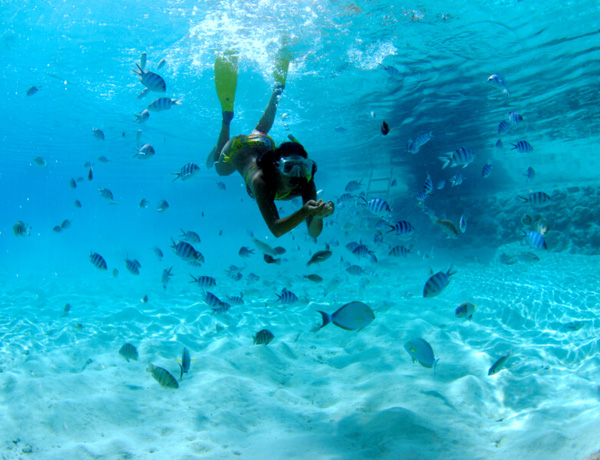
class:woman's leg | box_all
[255,49,291,134]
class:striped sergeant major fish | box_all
[171,238,201,262]
[518,191,550,205]
[253,329,275,345]
[345,180,362,192]
[407,131,433,154]
[487,73,510,96]
[227,294,244,305]
[439,147,475,169]
[98,187,114,201]
[388,244,412,257]
[497,120,511,135]
[180,229,201,243]
[380,64,402,80]
[134,109,150,123]
[119,343,138,362]
[450,171,464,187]
[508,111,524,124]
[92,128,104,140]
[523,230,547,250]
[125,258,141,275]
[423,173,433,195]
[359,196,391,217]
[387,220,415,237]
[134,143,155,159]
[157,200,169,213]
[132,63,166,92]
[512,140,533,153]
[148,97,182,112]
[423,265,456,298]
[189,274,216,288]
[203,291,222,308]
[13,220,31,237]
[147,363,179,389]
[90,252,108,270]
[172,162,200,182]
[482,163,493,178]
[276,288,298,305]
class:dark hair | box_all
[257,141,317,187]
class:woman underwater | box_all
[206,49,335,238]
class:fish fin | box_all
[433,358,440,378]
[171,173,181,182]
[517,196,528,202]
[179,363,183,381]
[467,314,473,321]
[447,264,457,276]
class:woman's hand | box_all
[303,199,335,219]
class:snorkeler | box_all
[206,49,335,238]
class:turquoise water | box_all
[1,1,600,459]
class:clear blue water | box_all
[1,1,600,459]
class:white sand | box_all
[1,246,600,459]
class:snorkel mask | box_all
[278,155,315,182]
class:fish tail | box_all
[447,264,457,276]
[517,195,528,202]
[132,63,143,75]
[171,172,181,182]
[179,363,183,381]
[438,154,450,169]
[174,97,183,105]
[317,311,331,329]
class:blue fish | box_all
[524,230,547,250]
[404,338,439,371]
[423,265,456,298]
[317,301,375,331]
[487,73,510,96]
[524,166,536,182]
[450,172,464,187]
[497,120,511,135]
[180,229,201,243]
[203,291,222,308]
[134,109,150,123]
[459,215,467,233]
[508,111,523,124]
[482,163,493,178]
[345,180,362,192]
[439,147,475,169]
[171,238,200,262]
[423,174,433,195]
[380,64,402,79]
[388,245,412,257]
[495,139,503,152]
[512,140,533,153]
[161,267,173,289]
[436,180,446,190]
[179,347,190,380]
[346,265,365,276]
[361,197,391,217]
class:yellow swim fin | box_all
[273,47,292,89]
[214,50,239,113]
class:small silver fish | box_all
[92,128,104,140]
[13,221,31,237]
[134,143,155,160]
[157,200,169,213]
[148,97,182,112]
[134,109,150,123]
[33,156,47,167]
[26,85,42,96]
[119,343,139,362]
[147,363,179,389]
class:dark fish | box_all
[61,219,71,230]
[141,295,148,303]
[157,200,169,212]
[33,156,47,166]
[74,199,82,208]
[307,249,332,266]
[13,221,31,236]
[63,303,71,316]
[439,147,475,169]
[345,180,362,192]
[304,274,323,283]
[404,338,438,370]
[53,225,62,233]
[381,121,390,135]
[92,128,104,140]
[274,246,286,255]
[153,247,164,258]
[113,268,119,277]
[423,265,456,298]
[90,252,108,270]
[388,245,412,257]
[161,267,173,289]
[264,254,281,265]
[317,301,375,331]
[253,329,275,345]
[125,258,141,275]
[211,301,231,315]
[147,363,179,389]
[387,220,415,237]
[524,230,547,250]
[203,291,222,309]
[69,178,77,189]
[216,181,226,190]
[139,198,149,208]
[179,347,190,380]
[134,143,155,159]
[238,246,255,257]
[227,294,244,305]
[455,302,476,320]
[497,120,511,135]
[26,85,41,96]
[98,187,114,201]
[97,156,110,164]
[119,343,139,362]
[88,167,93,181]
